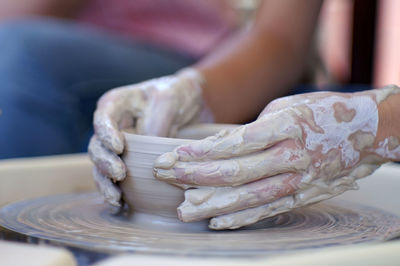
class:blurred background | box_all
[0,0,399,159]
[1,0,398,86]
[316,0,400,88]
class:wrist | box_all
[193,64,256,124]
[374,85,400,161]
[176,67,206,88]
[177,67,215,124]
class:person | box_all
[0,0,237,158]
[89,0,400,229]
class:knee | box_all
[0,19,77,61]
[0,18,77,38]
[0,19,80,97]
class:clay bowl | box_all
[121,124,238,218]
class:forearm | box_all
[195,0,322,123]
[0,0,85,20]
[197,29,306,124]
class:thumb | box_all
[136,93,177,137]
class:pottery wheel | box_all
[1,193,400,257]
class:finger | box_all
[154,111,301,168]
[208,195,295,230]
[155,141,308,186]
[136,86,177,137]
[94,108,125,154]
[88,136,126,181]
[177,173,302,223]
[92,167,121,207]
[209,176,358,230]
[94,87,143,154]
[295,174,358,206]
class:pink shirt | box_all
[78,0,238,57]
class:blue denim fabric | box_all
[291,84,373,95]
[0,19,195,159]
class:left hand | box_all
[154,86,400,229]
[88,68,212,208]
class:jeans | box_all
[0,19,195,159]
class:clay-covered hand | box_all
[88,68,212,207]
[154,86,400,229]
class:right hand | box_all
[88,68,212,208]
[154,86,400,229]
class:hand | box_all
[154,86,400,229]
[88,68,213,207]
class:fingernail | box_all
[110,161,126,181]
[177,204,198,222]
[154,152,177,169]
[186,188,214,205]
[153,168,177,181]
[209,217,233,230]
[112,133,125,154]
[108,199,121,208]
[209,218,221,229]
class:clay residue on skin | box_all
[90,68,213,209]
[333,102,356,123]
[92,167,121,207]
[348,131,375,151]
[303,94,378,168]
[178,173,302,222]
[157,93,381,228]
[155,86,400,230]
[374,84,400,103]
[375,136,400,160]
[387,136,400,151]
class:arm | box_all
[89,0,323,207]
[0,0,86,20]
[197,0,323,123]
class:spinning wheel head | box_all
[0,193,399,256]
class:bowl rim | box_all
[122,123,239,145]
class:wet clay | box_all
[120,124,238,218]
